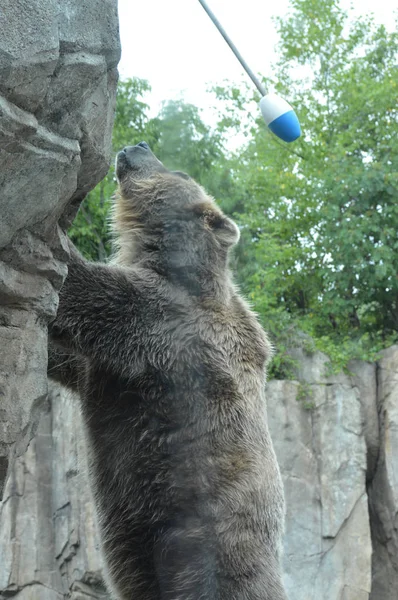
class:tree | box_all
[214,0,398,372]
[277,0,398,339]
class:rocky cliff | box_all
[0,0,120,498]
[0,347,397,599]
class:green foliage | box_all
[154,101,222,182]
[213,0,398,374]
[296,382,315,410]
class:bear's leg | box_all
[49,239,156,377]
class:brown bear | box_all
[48,142,287,600]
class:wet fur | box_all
[48,154,287,599]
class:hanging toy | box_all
[198,0,301,143]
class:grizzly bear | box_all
[48,142,287,600]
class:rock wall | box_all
[0,347,397,599]
[0,0,120,497]
[268,354,373,600]
[0,388,107,599]
[270,346,398,600]
[368,346,398,599]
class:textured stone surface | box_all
[369,345,398,600]
[267,377,371,600]
[0,0,120,496]
[0,389,108,599]
[1,349,397,598]
[348,359,379,480]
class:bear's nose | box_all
[137,141,150,150]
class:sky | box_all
[117,0,396,120]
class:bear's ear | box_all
[171,170,191,181]
[193,203,240,247]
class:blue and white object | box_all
[197,0,302,143]
[259,94,301,143]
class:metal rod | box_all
[197,0,267,97]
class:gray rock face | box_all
[1,348,397,598]
[0,0,120,496]
[268,346,398,600]
[0,389,108,599]
[369,345,398,600]
[267,372,372,599]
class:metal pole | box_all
[197,0,267,97]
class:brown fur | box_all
[48,143,287,600]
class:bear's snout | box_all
[116,143,166,183]
[123,141,150,156]
[136,141,150,150]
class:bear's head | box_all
[113,142,240,296]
